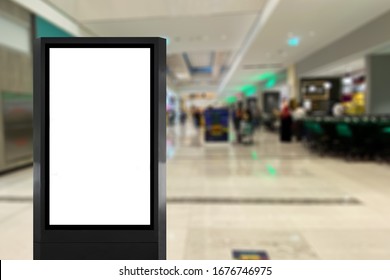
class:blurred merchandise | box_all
[301,78,341,116]
[344,92,366,115]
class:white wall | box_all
[0,13,29,53]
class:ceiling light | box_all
[226,96,237,104]
[288,36,300,47]
[218,0,279,94]
[256,72,275,81]
[342,77,353,85]
[241,84,257,97]
[323,82,332,89]
[265,78,277,89]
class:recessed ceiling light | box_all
[288,36,300,47]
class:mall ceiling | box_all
[43,0,390,96]
[305,58,366,78]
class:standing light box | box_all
[34,38,166,260]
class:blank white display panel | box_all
[49,48,151,225]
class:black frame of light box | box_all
[33,37,166,259]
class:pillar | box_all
[366,54,390,114]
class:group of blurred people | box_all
[231,98,307,144]
[169,94,367,147]
[170,99,309,145]
[167,106,204,129]
[278,98,306,143]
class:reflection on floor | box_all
[167,124,390,260]
[0,167,32,259]
[1,124,390,259]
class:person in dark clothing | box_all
[194,108,202,129]
[168,110,176,126]
[191,106,201,129]
[280,99,292,142]
[232,103,244,143]
[246,107,253,123]
[180,110,187,126]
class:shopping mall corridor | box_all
[1,125,390,259]
[166,124,390,259]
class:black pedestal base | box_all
[34,242,159,260]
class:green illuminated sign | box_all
[226,96,237,104]
[265,78,277,89]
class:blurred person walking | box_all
[168,110,176,126]
[180,109,187,126]
[280,98,293,142]
[192,106,201,129]
[292,101,306,141]
[179,108,187,136]
[240,106,254,145]
[249,100,261,130]
[232,103,244,143]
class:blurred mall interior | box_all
[2,0,390,259]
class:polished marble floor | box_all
[166,124,390,260]
[1,124,390,259]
